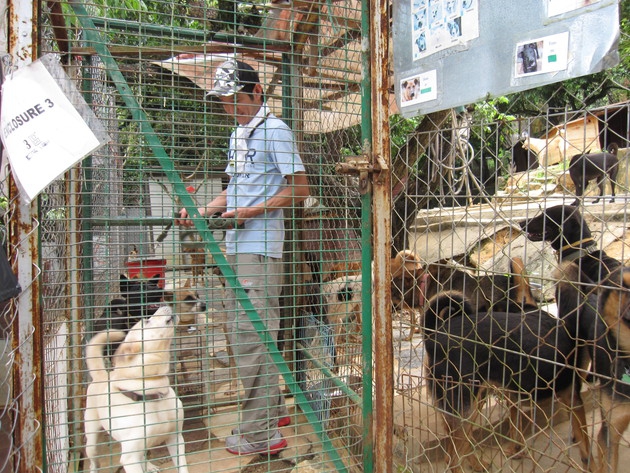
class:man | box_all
[177,59,309,455]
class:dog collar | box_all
[117,388,166,402]
[559,238,598,262]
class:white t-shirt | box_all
[224,114,305,258]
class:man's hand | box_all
[175,207,207,227]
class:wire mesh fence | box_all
[30,1,367,473]
[3,1,630,473]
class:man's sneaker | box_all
[231,416,291,435]
[225,431,287,455]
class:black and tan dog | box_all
[422,286,593,473]
[556,262,630,473]
[398,252,537,339]
[520,204,623,282]
[568,143,619,206]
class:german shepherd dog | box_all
[520,205,623,281]
[401,254,537,340]
[568,143,619,206]
[422,288,593,473]
[556,262,630,473]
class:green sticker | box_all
[622,373,630,384]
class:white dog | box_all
[84,306,189,473]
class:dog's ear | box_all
[162,290,174,303]
[183,278,192,289]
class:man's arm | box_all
[176,189,228,227]
[222,172,309,224]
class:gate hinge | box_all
[335,154,388,194]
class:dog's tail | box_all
[85,330,126,382]
[421,291,472,333]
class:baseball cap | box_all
[207,60,260,97]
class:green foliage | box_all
[390,114,422,153]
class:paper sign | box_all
[410,0,480,61]
[0,55,110,203]
[548,0,601,17]
[400,69,438,106]
[514,32,570,78]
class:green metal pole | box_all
[360,0,374,471]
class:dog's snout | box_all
[518,219,528,231]
[337,286,354,302]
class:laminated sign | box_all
[0,54,110,203]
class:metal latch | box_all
[335,154,388,194]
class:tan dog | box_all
[401,78,420,101]
[84,306,189,473]
[391,249,425,312]
[163,278,207,326]
[183,246,207,286]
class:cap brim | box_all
[206,87,236,97]
[206,83,245,97]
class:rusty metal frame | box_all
[7,1,44,472]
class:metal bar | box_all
[360,0,375,471]
[88,17,292,49]
[69,3,347,470]
[7,0,44,471]
[87,216,180,227]
[369,1,393,473]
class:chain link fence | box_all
[389,9,630,472]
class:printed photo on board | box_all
[514,33,569,78]
[410,0,479,61]
[399,69,437,107]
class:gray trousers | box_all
[224,253,288,442]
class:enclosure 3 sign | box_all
[0,54,109,203]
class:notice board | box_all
[393,0,620,117]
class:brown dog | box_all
[391,249,425,311]
[556,262,630,473]
[163,278,207,326]
[183,247,207,286]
